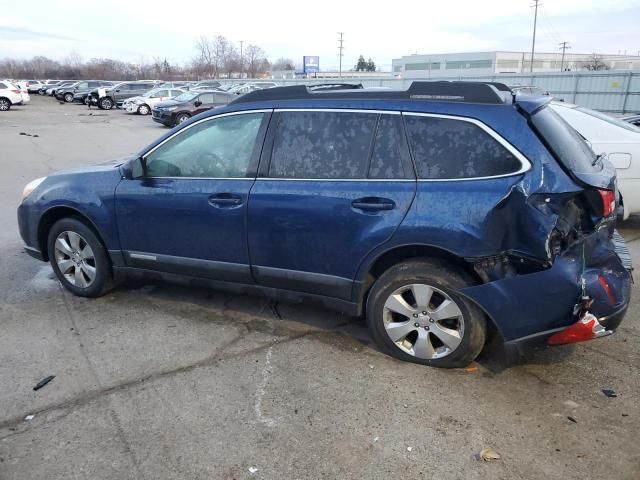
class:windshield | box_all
[173,91,198,102]
[532,106,600,174]
[576,106,640,133]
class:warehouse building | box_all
[392,51,640,78]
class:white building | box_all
[392,51,640,78]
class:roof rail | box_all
[307,83,364,91]
[230,80,507,105]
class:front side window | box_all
[269,111,377,179]
[76,82,88,89]
[145,113,264,178]
[404,115,523,179]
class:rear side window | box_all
[532,107,598,173]
[198,93,215,104]
[404,115,523,179]
[269,111,377,179]
[369,115,408,179]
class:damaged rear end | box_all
[461,99,632,353]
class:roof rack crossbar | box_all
[230,81,507,105]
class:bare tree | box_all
[244,44,269,78]
[195,36,215,77]
[272,57,295,71]
[582,53,610,71]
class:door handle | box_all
[208,194,243,208]
[351,198,395,211]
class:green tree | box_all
[355,55,367,71]
[366,57,376,72]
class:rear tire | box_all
[47,218,113,298]
[98,97,113,110]
[366,258,486,368]
[175,113,190,125]
[0,98,10,111]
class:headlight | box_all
[166,106,177,111]
[22,177,46,200]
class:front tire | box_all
[47,218,113,298]
[137,104,150,115]
[98,97,113,110]
[63,93,73,103]
[366,258,486,368]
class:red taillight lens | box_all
[598,189,615,217]
[547,312,612,346]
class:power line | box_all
[530,0,541,72]
[559,41,571,71]
[337,32,344,78]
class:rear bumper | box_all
[503,302,629,354]
[461,228,632,346]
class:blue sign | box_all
[303,56,320,74]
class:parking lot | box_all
[1,96,639,479]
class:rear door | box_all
[247,109,416,300]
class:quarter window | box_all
[404,115,523,179]
[145,113,264,178]
[269,111,377,179]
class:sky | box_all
[1,0,639,70]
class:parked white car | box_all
[0,81,25,110]
[122,88,184,115]
[550,101,640,219]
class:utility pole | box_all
[240,40,244,79]
[530,0,540,73]
[559,41,571,72]
[337,32,344,78]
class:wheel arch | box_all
[356,243,503,340]
[37,206,109,262]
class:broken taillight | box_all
[598,189,616,217]
[547,312,612,346]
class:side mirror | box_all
[123,157,146,179]
[115,89,121,92]
[194,100,202,107]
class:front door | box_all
[247,110,416,300]
[116,110,270,283]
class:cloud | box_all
[0,25,76,41]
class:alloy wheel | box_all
[0,99,9,111]
[54,231,97,288]
[382,283,464,359]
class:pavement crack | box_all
[254,346,278,427]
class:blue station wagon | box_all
[17,81,632,367]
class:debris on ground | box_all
[373,436,379,442]
[465,366,478,373]
[406,447,413,452]
[563,400,580,408]
[479,447,501,462]
[567,416,577,423]
[19,132,39,137]
[24,414,35,421]
[33,375,55,391]
[602,389,617,398]
[248,467,258,474]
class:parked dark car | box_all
[89,81,159,110]
[45,81,76,96]
[17,81,632,368]
[151,90,234,127]
[56,81,113,103]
